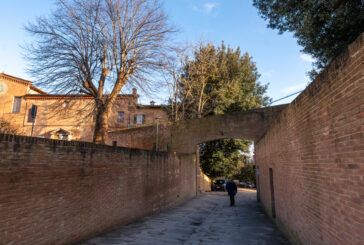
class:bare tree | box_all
[164,41,221,122]
[167,41,219,120]
[0,118,19,135]
[164,46,192,122]
[25,0,175,143]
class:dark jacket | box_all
[225,181,237,196]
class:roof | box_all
[0,73,32,86]
[24,94,94,100]
[29,85,47,95]
[136,104,167,109]
[24,94,136,100]
[1,73,148,103]
[49,128,71,135]
[0,73,47,94]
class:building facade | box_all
[0,73,168,144]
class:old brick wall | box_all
[108,124,170,151]
[0,134,196,245]
[169,105,287,154]
[255,34,364,244]
[199,169,212,192]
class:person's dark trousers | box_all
[229,194,235,206]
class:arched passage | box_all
[169,104,287,154]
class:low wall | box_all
[107,124,170,151]
[0,134,196,245]
[255,33,364,244]
[199,169,212,192]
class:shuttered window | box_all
[134,114,145,124]
[27,109,34,123]
[117,111,124,122]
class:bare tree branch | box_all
[24,0,175,143]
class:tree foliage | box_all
[253,0,364,77]
[165,43,219,120]
[235,165,256,184]
[168,42,270,179]
[168,42,270,121]
[25,0,174,143]
[200,139,249,179]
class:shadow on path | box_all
[78,190,289,245]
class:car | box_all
[247,182,256,188]
[238,181,249,188]
[212,179,226,191]
[223,179,229,191]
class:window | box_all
[117,111,124,123]
[12,97,22,113]
[27,109,34,123]
[57,133,69,140]
[57,132,69,140]
[134,114,145,125]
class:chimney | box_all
[150,100,155,106]
[132,88,137,95]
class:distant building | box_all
[0,73,167,143]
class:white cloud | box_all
[300,54,315,63]
[203,3,219,14]
[191,2,219,14]
[282,82,307,94]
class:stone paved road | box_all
[78,190,289,245]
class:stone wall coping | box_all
[0,133,170,155]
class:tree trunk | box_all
[93,75,126,144]
[93,102,110,144]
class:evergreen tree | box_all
[200,139,249,179]
[253,0,364,77]
[235,165,256,184]
[169,42,270,179]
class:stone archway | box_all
[169,104,287,154]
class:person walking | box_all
[225,179,237,206]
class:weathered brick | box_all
[0,136,197,245]
[255,33,364,245]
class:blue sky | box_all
[0,0,314,105]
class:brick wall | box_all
[0,134,196,245]
[199,169,212,192]
[107,105,288,155]
[255,33,364,244]
[108,124,170,151]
